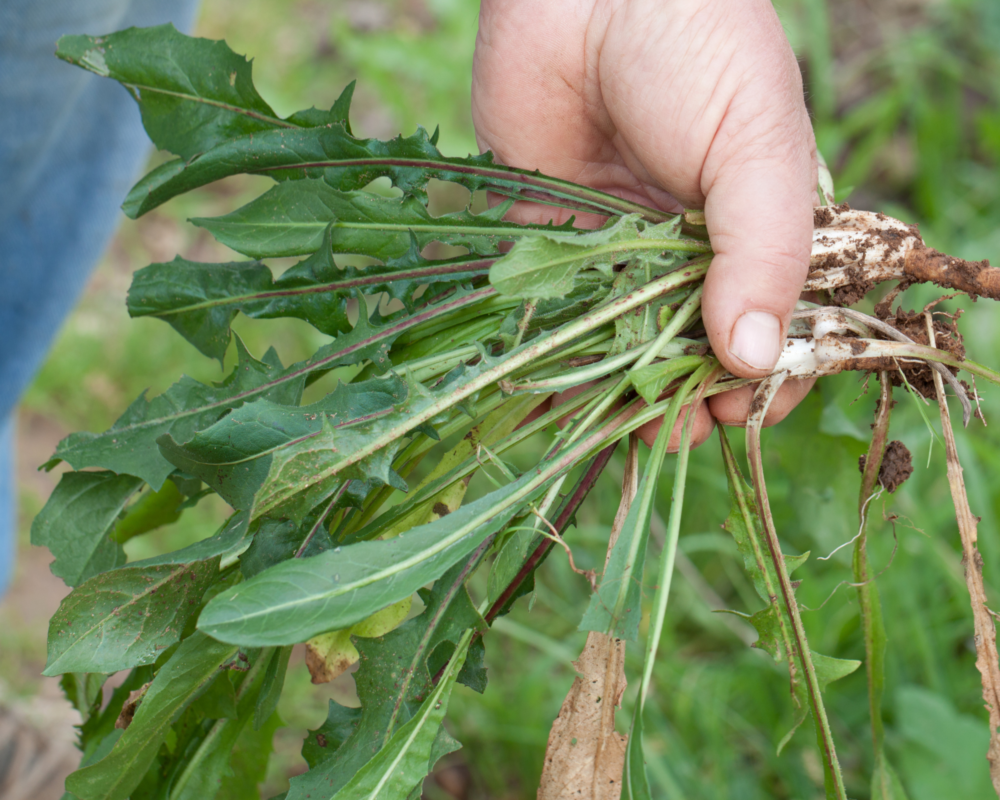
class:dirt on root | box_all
[824,305,964,398]
[881,306,965,397]
[904,246,1000,301]
[860,439,914,493]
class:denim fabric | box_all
[0,0,200,596]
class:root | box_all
[904,247,1000,300]
[805,204,1000,303]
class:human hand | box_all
[472,0,818,449]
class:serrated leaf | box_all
[197,468,536,646]
[719,429,859,757]
[323,634,468,800]
[44,557,221,675]
[55,25,342,160]
[489,214,690,299]
[776,650,861,755]
[47,280,468,492]
[120,104,648,220]
[302,702,363,768]
[31,471,143,587]
[64,632,238,800]
[192,180,554,260]
[46,338,302,489]
[59,25,662,225]
[126,231,492,362]
[239,359,500,521]
[158,373,407,512]
[122,118,493,217]
[288,557,485,798]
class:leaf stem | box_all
[854,374,892,755]
[745,373,848,800]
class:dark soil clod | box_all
[860,440,914,493]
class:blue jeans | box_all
[0,0,200,597]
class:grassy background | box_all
[4,0,1000,798]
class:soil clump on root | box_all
[859,439,914,493]
[881,306,965,398]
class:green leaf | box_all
[31,471,143,587]
[46,338,303,489]
[122,119,489,218]
[120,108,660,220]
[254,646,292,731]
[302,702,363,768]
[191,180,550,260]
[158,373,407,512]
[305,597,412,684]
[238,516,334,579]
[197,468,536,646]
[871,752,910,800]
[131,510,252,569]
[623,706,652,800]
[55,25,326,160]
[323,634,469,800]
[64,632,238,800]
[719,429,859,755]
[44,557,222,675]
[127,235,492,362]
[220,710,283,800]
[579,420,674,641]
[489,214,703,299]
[776,650,861,754]
[111,476,194,544]
[169,651,275,800]
[288,556,485,798]
[628,355,704,407]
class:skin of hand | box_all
[472,0,818,449]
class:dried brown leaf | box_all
[537,434,638,799]
[927,314,1000,797]
[537,631,628,800]
[114,682,151,730]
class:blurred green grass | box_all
[7,0,1000,798]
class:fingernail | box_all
[730,311,783,370]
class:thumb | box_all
[700,95,817,380]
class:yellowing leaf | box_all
[306,596,412,684]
